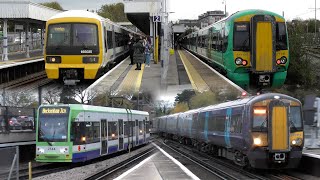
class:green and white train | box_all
[181,9,289,89]
[36,104,150,163]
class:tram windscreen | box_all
[38,107,69,142]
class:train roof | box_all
[49,10,105,21]
[39,104,149,116]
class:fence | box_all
[0,40,43,54]
[0,106,36,134]
[0,146,19,180]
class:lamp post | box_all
[222,0,227,17]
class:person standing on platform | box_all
[145,37,153,67]
[133,37,145,70]
[128,34,135,65]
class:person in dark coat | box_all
[128,34,135,65]
[133,37,145,70]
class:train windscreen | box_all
[233,22,250,51]
[38,107,70,142]
[46,23,99,55]
[276,22,288,50]
[289,106,303,131]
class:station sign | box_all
[15,25,23,30]
[153,16,161,22]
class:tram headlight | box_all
[253,138,262,145]
[235,57,243,65]
[37,148,45,154]
[83,56,99,63]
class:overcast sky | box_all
[32,0,317,21]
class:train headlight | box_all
[46,56,61,63]
[235,57,243,65]
[291,138,302,146]
[83,56,99,63]
[253,138,262,145]
[280,56,287,64]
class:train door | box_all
[268,100,289,152]
[135,119,139,145]
[251,15,276,72]
[118,119,124,150]
[101,119,108,155]
[143,118,146,143]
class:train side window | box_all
[107,31,113,49]
[108,121,118,140]
[198,112,206,131]
[146,121,150,133]
[124,121,129,137]
[276,22,288,50]
[233,22,250,51]
[139,121,143,135]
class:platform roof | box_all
[0,0,62,22]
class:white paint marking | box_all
[113,153,156,180]
[185,50,246,94]
[0,58,44,70]
[152,142,200,180]
[86,57,129,92]
[303,152,320,159]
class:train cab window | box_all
[252,108,267,131]
[289,106,303,131]
[276,22,288,50]
[104,27,108,52]
[233,22,250,51]
[108,121,118,140]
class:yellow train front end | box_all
[248,95,304,169]
[45,16,104,83]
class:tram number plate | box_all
[47,147,56,151]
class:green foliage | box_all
[286,20,319,89]
[98,3,128,22]
[40,1,63,10]
[189,91,217,109]
[174,90,196,107]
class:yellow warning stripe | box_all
[178,50,210,92]
[116,64,145,95]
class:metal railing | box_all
[0,146,19,180]
[0,40,43,54]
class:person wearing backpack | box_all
[133,37,145,70]
[145,37,153,67]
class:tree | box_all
[189,91,216,109]
[174,90,196,108]
[43,89,61,104]
[98,3,128,22]
[4,92,37,107]
[40,1,64,11]
[171,102,189,114]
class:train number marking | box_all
[81,50,93,54]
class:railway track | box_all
[84,146,156,180]
[157,139,265,180]
[161,138,305,180]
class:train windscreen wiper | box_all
[259,119,268,131]
[39,128,53,146]
[290,121,298,131]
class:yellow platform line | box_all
[116,64,145,96]
[178,50,210,93]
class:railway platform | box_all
[114,143,198,180]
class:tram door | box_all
[135,119,139,145]
[101,119,108,155]
[118,119,124,150]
